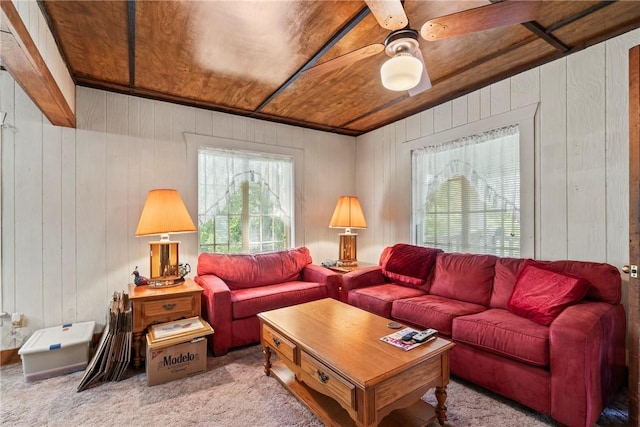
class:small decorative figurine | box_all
[132,266,149,286]
[178,263,191,279]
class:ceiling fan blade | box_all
[408,49,432,97]
[303,43,384,79]
[420,0,542,41]
[364,0,408,31]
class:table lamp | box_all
[135,189,196,285]
[329,196,367,266]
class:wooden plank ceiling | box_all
[40,0,640,136]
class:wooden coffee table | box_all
[258,298,455,426]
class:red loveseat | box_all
[195,247,340,356]
[342,244,626,427]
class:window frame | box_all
[404,103,537,258]
[186,133,304,250]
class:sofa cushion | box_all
[490,257,528,309]
[545,260,621,305]
[348,284,426,318]
[507,260,590,326]
[453,309,550,367]
[231,281,328,319]
[381,244,441,289]
[196,247,312,289]
[391,295,487,336]
[429,253,497,306]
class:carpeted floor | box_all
[0,345,629,426]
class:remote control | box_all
[401,331,418,342]
[412,329,437,343]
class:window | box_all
[412,125,520,257]
[198,148,293,254]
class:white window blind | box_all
[198,147,293,254]
[412,125,520,256]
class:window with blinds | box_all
[198,147,293,254]
[412,125,520,257]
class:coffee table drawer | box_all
[300,351,355,410]
[376,356,443,409]
[263,325,297,363]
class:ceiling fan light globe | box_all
[380,54,423,91]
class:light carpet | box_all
[0,345,629,426]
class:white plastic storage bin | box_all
[18,321,96,382]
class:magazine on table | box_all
[380,327,436,351]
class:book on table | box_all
[380,327,436,351]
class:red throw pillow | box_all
[507,260,591,326]
[381,244,441,288]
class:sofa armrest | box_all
[341,266,386,292]
[194,274,232,355]
[549,302,626,427]
[301,264,341,300]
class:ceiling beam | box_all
[1,0,75,127]
[251,5,371,115]
[520,1,617,53]
[127,0,135,88]
[546,1,617,34]
[521,21,569,53]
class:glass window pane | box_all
[198,147,294,254]
[413,125,520,257]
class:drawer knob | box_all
[316,370,329,384]
[162,303,176,310]
[272,337,281,348]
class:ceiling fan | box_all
[304,0,542,96]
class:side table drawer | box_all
[142,296,196,317]
[300,351,355,410]
[263,325,297,364]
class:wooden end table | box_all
[128,278,203,369]
[258,298,455,426]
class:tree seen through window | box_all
[423,175,519,256]
[200,179,288,254]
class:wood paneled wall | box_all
[0,83,354,348]
[356,29,640,319]
[2,28,640,352]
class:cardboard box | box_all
[145,317,213,386]
[18,321,96,382]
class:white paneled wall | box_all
[356,28,640,321]
[0,84,355,348]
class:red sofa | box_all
[195,247,340,356]
[342,243,626,427]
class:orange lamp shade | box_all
[329,196,367,230]
[135,189,196,237]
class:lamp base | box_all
[149,240,181,280]
[337,233,358,267]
